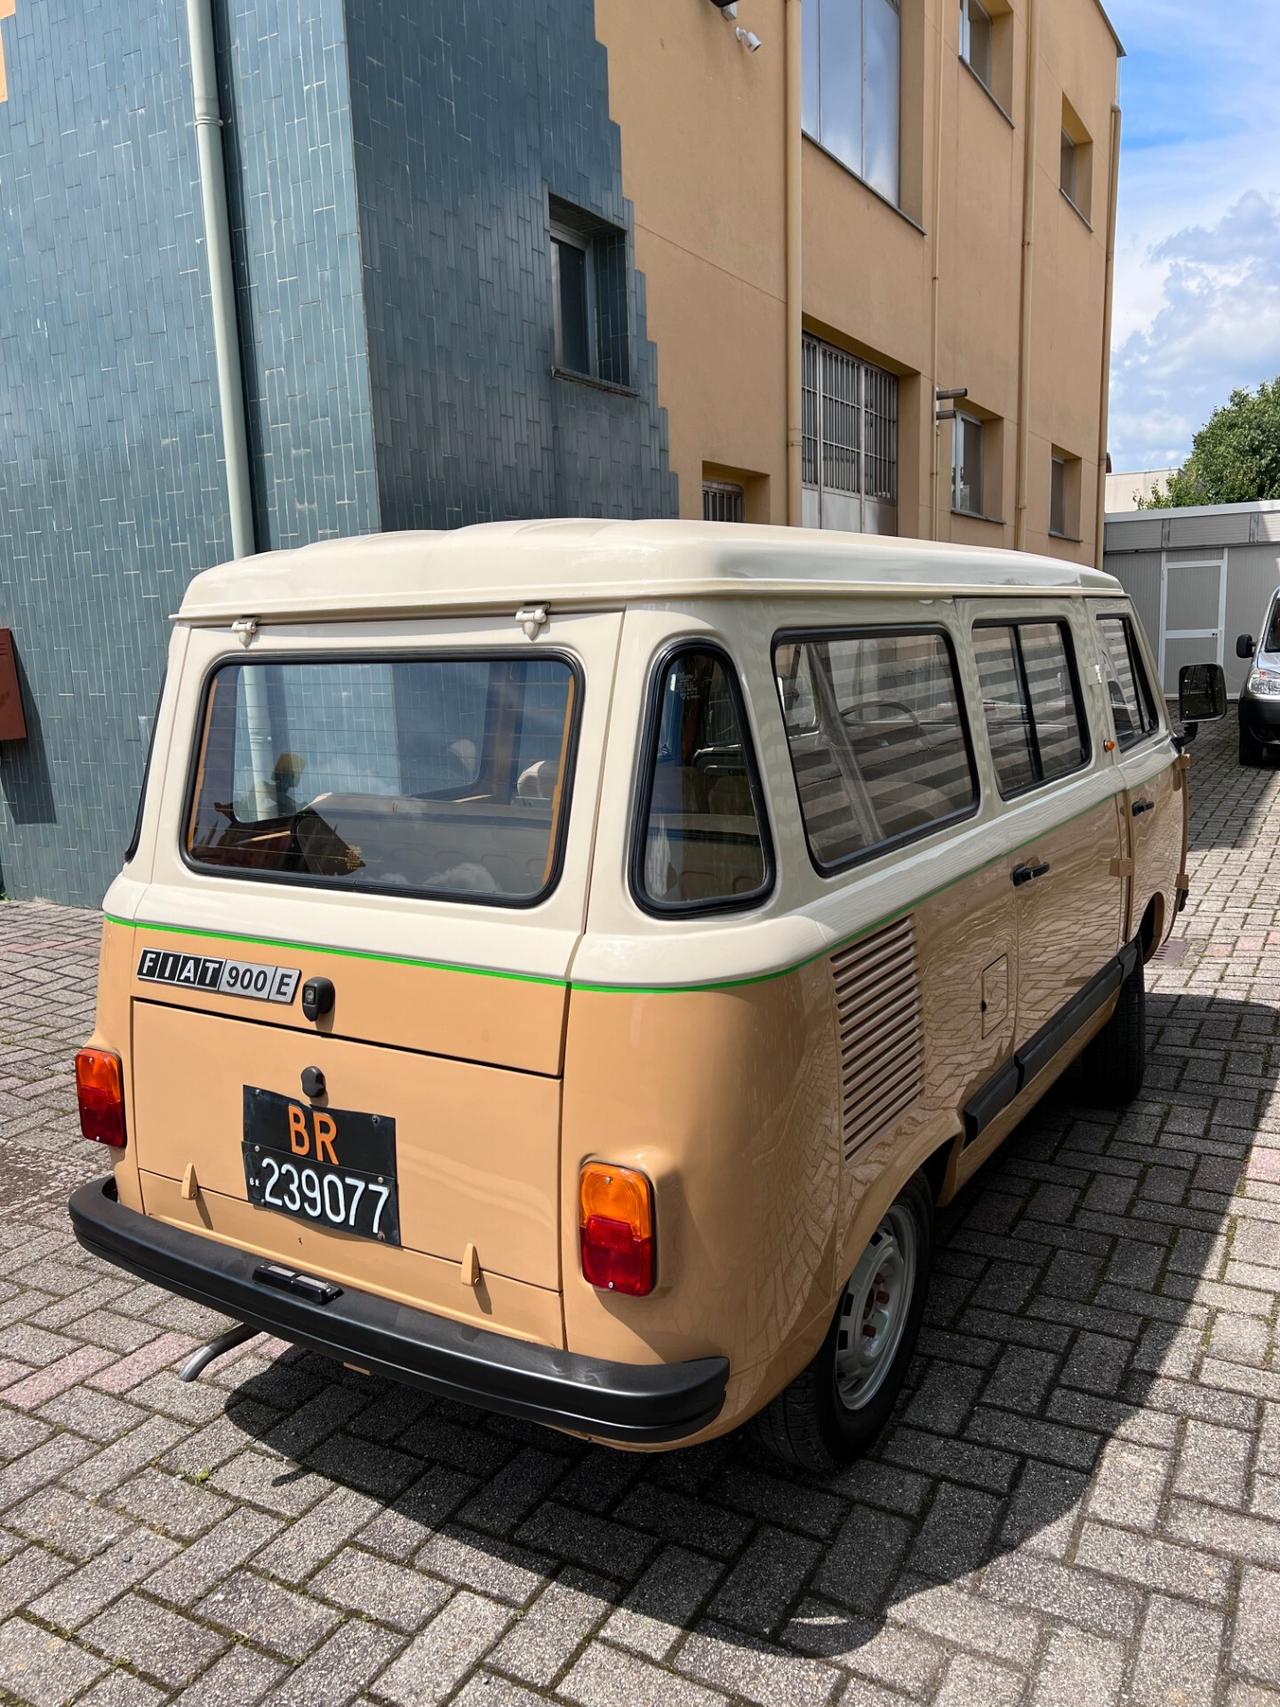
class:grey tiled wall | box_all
[0,0,675,906]
[345,0,677,530]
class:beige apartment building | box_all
[595,0,1123,565]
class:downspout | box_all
[1013,0,1039,552]
[187,0,272,793]
[928,5,947,538]
[1094,101,1122,567]
[785,0,803,525]
[187,0,254,562]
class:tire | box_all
[749,1172,933,1473]
[1081,948,1146,1106]
[1239,723,1264,766]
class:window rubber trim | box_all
[973,616,1093,802]
[772,622,982,881]
[628,639,776,920]
[179,647,584,912]
[124,667,168,865]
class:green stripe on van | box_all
[105,787,1133,996]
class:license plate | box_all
[242,1087,400,1246]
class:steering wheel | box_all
[840,699,929,745]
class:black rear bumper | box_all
[68,1178,728,1445]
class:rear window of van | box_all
[185,655,578,905]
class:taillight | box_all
[75,1048,126,1148]
[579,1162,654,1296]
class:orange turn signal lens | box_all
[578,1162,655,1296]
[75,1048,126,1148]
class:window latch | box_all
[231,616,259,648]
[516,606,549,641]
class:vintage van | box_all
[69,521,1225,1469]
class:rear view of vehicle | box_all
[69,536,729,1447]
[1236,589,1280,764]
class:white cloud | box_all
[1105,0,1280,468]
[1109,192,1280,470]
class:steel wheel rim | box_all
[834,1204,917,1412]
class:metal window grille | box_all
[702,481,746,523]
[802,334,899,505]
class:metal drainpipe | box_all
[1094,101,1123,568]
[187,0,254,563]
[785,0,803,526]
[1013,0,1039,552]
[187,0,272,795]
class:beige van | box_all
[69,521,1226,1469]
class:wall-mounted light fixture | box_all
[735,26,763,51]
[705,0,739,16]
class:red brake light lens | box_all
[579,1162,654,1296]
[75,1048,126,1148]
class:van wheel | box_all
[1081,949,1146,1106]
[749,1173,933,1473]
[1239,725,1264,766]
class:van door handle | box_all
[1012,862,1051,886]
[1131,799,1155,816]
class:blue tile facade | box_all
[0,0,675,906]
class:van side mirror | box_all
[1174,662,1227,750]
[1236,634,1256,660]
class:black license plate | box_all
[242,1086,400,1246]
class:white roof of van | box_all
[177,519,1122,622]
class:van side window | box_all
[1097,615,1159,748]
[973,620,1089,797]
[634,647,772,914]
[773,628,977,872]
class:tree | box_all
[1136,377,1280,508]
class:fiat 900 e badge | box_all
[136,949,300,1005]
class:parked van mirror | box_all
[1176,663,1227,747]
[1236,634,1256,660]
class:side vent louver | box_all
[830,915,923,1162]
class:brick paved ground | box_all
[0,715,1277,1706]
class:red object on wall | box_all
[0,630,27,741]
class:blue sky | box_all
[1107,0,1280,471]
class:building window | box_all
[803,0,901,206]
[1060,100,1093,221]
[959,0,993,90]
[952,414,985,517]
[1050,451,1081,539]
[549,197,630,387]
[802,334,899,529]
[703,481,746,523]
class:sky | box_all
[1106,0,1280,473]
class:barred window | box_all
[774,628,976,871]
[973,621,1088,797]
[702,481,745,523]
[802,335,899,506]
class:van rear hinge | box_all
[516,605,548,640]
[231,616,260,648]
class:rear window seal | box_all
[125,667,168,865]
[179,647,584,911]
[628,638,776,919]
[772,622,982,880]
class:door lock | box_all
[301,977,335,1022]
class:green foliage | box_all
[1138,377,1280,508]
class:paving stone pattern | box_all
[0,715,1277,1705]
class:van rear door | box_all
[115,613,622,1347]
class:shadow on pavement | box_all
[219,987,1265,1677]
